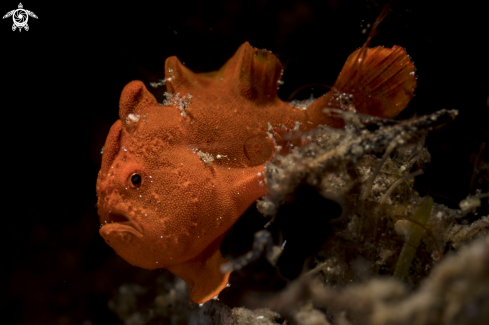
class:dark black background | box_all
[1,0,488,324]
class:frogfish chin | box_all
[96,41,416,303]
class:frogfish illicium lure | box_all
[96,41,416,303]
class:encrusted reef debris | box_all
[108,108,489,324]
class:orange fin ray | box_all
[311,46,416,120]
[337,46,416,118]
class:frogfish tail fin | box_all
[343,4,390,85]
[310,45,416,121]
[340,45,416,118]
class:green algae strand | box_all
[394,196,434,280]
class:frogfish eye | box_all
[130,173,142,187]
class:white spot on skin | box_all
[126,114,140,124]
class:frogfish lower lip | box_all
[100,212,144,238]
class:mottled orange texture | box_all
[96,42,416,303]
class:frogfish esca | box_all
[96,42,416,303]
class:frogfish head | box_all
[96,78,268,272]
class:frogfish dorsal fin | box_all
[312,46,416,120]
[229,42,283,104]
[165,42,283,105]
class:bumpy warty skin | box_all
[96,42,416,303]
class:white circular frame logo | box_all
[3,3,37,32]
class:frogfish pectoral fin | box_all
[167,235,231,304]
[309,46,416,122]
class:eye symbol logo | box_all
[2,3,38,32]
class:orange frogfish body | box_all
[96,42,416,303]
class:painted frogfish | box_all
[96,41,416,303]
